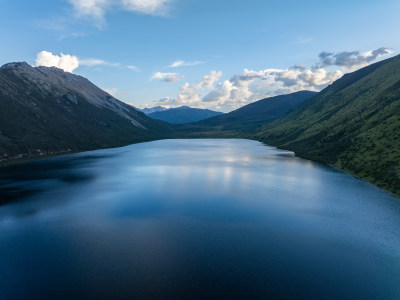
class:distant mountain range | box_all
[0,62,172,164]
[147,106,223,124]
[140,106,167,114]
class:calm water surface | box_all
[0,139,399,299]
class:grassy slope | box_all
[256,55,400,195]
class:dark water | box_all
[0,139,399,299]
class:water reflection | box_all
[0,139,399,299]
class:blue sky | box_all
[0,0,399,112]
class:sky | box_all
[0,0,399,112]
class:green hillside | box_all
[257,54,400,195]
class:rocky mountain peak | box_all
[0,62,145,129]
[0,62,32,70]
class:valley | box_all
[1,54,400,197]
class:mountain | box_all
[178,91,317,137]
[141,106,167,114]
[148,106,224,124]
[257,54,400,195]
[0,62,173,165]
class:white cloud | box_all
[127,65,140,71]
[265,67,344,90]
[151,72,184,82]
[36,50,139,73]
[202,79,252,109]
[176,82,201,104]
[36,51,79,73]
[193,70,222,90]
[152,70,223,108]
[317,47,393,69]
[169,60,204,68]
[80,58,120,67]
[69,0,107,19]
[121,0,172,16]
[203,81,234,103]
[68,0,172,22]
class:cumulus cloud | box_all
[193,70,222,90]
[69,0,172,22]
[151,72,184,82]
[36,50,138,73]
[36,51,79,73]
[169,60,204,68]
[175,82,201,104]
[317,47,393,69]
[269,67,343,90]
[152,70,224,108]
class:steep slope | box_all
[178,91,317,137]
[0,62,173,164]
[148,106,223,124]
[257,54,400,195]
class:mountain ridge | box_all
[148,106,223,124]
[0,62,173,165]
[140,106,167,114]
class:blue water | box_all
[0,139,399,299]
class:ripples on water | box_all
[0,139,399,299]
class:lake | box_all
[0,139,399,299]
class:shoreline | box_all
[1,137,399,199]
